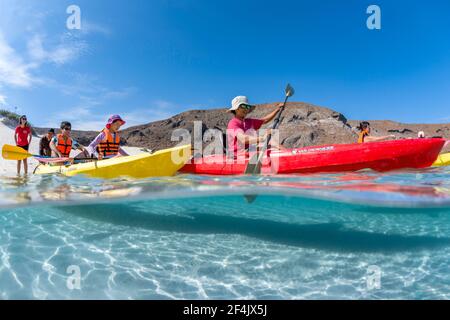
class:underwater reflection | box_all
[60,202,450,253]
[0,167,449,208]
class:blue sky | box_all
[0,0,449,129]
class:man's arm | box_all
[49,139,62,157]
[86,132,105,158]
[365,135,395,142]
[72,140,91,159]
[72,140,86,152]
[261,104,283,124]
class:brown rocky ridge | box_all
[28,102,449,153]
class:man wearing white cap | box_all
[227,96,284,156]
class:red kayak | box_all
[180,138,446,175]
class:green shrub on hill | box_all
[0,109,21,122]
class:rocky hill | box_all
[119,102,356,150]
[117,102,449,153]
[21,102,450,153]
[33,127,98,147]
[348,120,450,139]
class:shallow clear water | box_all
[0,167,449,299]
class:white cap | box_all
[228,96,255,112]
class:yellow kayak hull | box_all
[433,153,450,167]
[34,145,191,179]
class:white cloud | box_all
[51,33,88,65]
[122,109,173,127]
[0,2,122,128]
[0,30,88,89]
[117,99,187,127]
[0,2,99,91]
[41,105,104,131]
[0,94,7,105]
[50,44,84,65]
[102,87,137,100]
[27,33,88,66]
[27,35,46,61]
[40,99,181,131]
[39,88,138,130]
[153,99,178,109]
[81,21,111,36]
[0,33,35,87]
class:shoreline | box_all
[0,120,141,177]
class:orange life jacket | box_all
[56,134,73,157]
[358,130,369,143]
[97,128,120,157]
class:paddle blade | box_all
[243,153,262,202]
[244,194,258,204]
[245,161,263,175]
[244,152,263,175]
[2,144,32,161]
[285,83,295,98]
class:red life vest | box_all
[56,134,73,157]
[97,128,120,157]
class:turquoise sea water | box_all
[0,168,449,299]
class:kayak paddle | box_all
[72,155,115,163]
[244,83,295,175]
[1,144,70,163]
[243,84,294,204]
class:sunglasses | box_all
[63,127,72,131]
[239,104,253,110]
[21,118,27,121]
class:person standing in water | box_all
[87,115,129,160]
[14,115,32,174]
[357,121,396,143]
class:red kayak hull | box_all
[180,138,446,175]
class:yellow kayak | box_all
[433,153,450,167]
[34,144,191,179]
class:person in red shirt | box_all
[14,115,32,175]
[227,96,284,156]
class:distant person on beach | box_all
[50,121,88,159]
[39,128,55,157]
[227,96,285,156]
[357,121,396,143]
[87,115,129,160]
[14,115,32,174]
